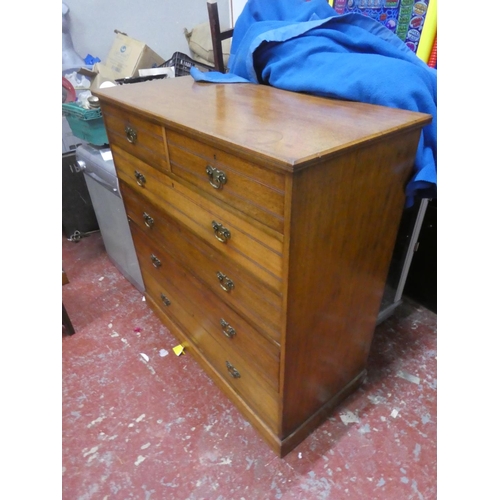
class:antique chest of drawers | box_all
[95,77,431,457]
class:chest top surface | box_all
[94,76,431,171]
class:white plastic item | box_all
[62,3,85,71]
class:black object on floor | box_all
[62,151,99,240]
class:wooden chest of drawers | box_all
[95,77,431,457]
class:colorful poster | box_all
[332,0,430,54]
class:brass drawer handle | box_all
[160,293,171,306]
[143,212,154,228]
[150,254,162,268]
[134,170,146,187]
[125,125,137,144]
[206,165,227,189]
[220,319,236,339]
[212,221,231,243]
[225,361,241,378]
[216,271,234,292]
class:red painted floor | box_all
[62,231,437,499]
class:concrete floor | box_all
[62,231,437,499]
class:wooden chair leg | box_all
[63,303,75,335]
[207,1,233,73]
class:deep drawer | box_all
[167,130,285,233]
[101,103,169,173]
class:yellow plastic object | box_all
[173,344,185,356]
[416,0,437,64]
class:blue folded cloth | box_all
[191,0,437,207]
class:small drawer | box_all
[128,199,283,345]
[139,258,280,430]
[167,130,285,233]
[120,178,284,294]
[112,145,170,205]
[101,103,169,173]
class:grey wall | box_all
[63,0,232,65]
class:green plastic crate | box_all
[62,102,109,146]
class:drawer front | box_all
[133,224,280,393]
[120,178,284,294]
[137,247,280,429]
[113,146,169,203]
[128,204,282,345]
[167,130,285,233]
[101,103,169,173]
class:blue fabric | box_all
[191,0,437,206]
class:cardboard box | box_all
[105,31,164,78]
[79,63,120,91]
[78,31,165,91]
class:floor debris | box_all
[340,411,360,425]
[396,370,421,385]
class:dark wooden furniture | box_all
[62,270,75,335]
[94,77,431,457]
[207,1,233,73]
